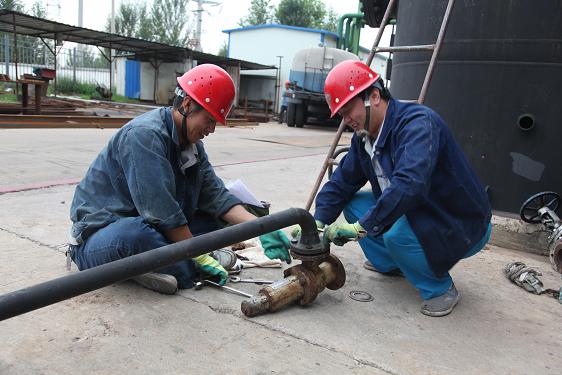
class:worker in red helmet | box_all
[69,64,292,295]
[311,60,492,316]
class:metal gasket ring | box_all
[349,290,374,302]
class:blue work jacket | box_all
[70,107,241,244]
[315,99,491,276]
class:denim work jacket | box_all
[70,107,241,244]
[314,99,492,276]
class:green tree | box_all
[0,0,52,66]
[65,47,107,69]
[275,0,326,29]
[27,1,51,65]
[150,0,191,46]
[322,7,339,32]
[137,4,154,40]
[0,0,24,11]
[105,1,143,37]
[217,41,227,57]
[103,1,152,58]
[239,0,273,26]
[102,0,191,46]
[29,0,46,18]
[115,2,140,36]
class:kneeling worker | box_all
[69,64,291,294]
[312,60,491,316]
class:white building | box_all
[224,24,337,111]
[113,52,272,105]
[223,24,387,111]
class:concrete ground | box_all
[0,121,561,375]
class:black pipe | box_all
[0,208,319,321]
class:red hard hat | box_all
[324,60,380,118]
[176,64,235,125]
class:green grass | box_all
[48,77,98,97]
[111,94,140,104]
[0,82,18,103]
[0,78,143,104]
[46,78,141,104]
[0,92,17,103]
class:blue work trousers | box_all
[71,213,220,289]
[344,191,491,300]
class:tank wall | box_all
[391,0,562,213]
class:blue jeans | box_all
[344,191,492,300]
[71,213,221,289]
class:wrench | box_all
[202,279,253,298]
[229,276,274,285]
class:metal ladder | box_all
[304,0,456,211]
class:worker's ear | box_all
[369,88,381,106]
[182,95,193,112]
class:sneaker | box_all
[211,248,238,270]
[363,260,404,277]
[420,283,460,317]
[132,273,178,295]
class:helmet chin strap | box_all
[178,101,193,149]
[357,96,371,140]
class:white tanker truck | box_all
[284,47,359,128]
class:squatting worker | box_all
[305,60,492,316]
[69,64,291,295]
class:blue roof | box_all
[222,24,339,39]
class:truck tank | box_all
[289,47,358,93]
[390,0,562,213]
[286,47,358,127]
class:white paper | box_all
[225,179,264,208]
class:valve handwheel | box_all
[519,191,561,224]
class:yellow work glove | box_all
[193,254,228,285]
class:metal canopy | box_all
[0,10,274,69]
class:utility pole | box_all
[110,0,115,98]
[275,55,283,113]
[111,0,115,34]
[76,0,83,66]
[193,0,221,51]
[78,0,83,27]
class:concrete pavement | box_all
[0,121,560,374]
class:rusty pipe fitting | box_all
[549,237,562,273]
[241,254,346,317]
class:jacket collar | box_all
[375,98,396,149]
[164,107,181,147]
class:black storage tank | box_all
[390,0,562,213]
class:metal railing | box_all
[0,35,111,91]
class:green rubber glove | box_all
[290,220,325,238]
[193,254,228,285]
[259,229,292,264]
[323,221,367,246]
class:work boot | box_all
[132,273,178,295]
[420,283,460,317]
[211,248,238,270]
[363,260,404,277]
